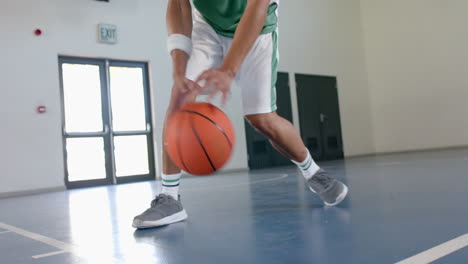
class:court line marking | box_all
[32,250,68,259]
[0,222,74,251]
[375,161,403,166]
[0,230,11,234]
[0,222,118,262]
[395,233,468,264]
[184,173,289,191]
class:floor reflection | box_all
[1,149,467,263]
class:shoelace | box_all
[313,171,333,188]
[150,194,168,207]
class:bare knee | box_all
[245,112,278,137]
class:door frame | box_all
[294,73,344,161]
[58,56,156,189]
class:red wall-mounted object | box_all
[37,106,46,113]
[34,29,42,36]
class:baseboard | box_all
[345,145,468,159]
[3,146,465,198]
[218,168,250,174]
[178,168,250,179]
[0,186,66,199]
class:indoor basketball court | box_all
[1,1,467,264]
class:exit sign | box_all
[98,24,117,44]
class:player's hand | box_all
[169,74,199,111]
[195,68,235,107]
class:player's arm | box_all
[220,0,271,76]
[167,0,192,79]
[166,0,197,107]
[196,0,271,105]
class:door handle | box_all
[320,113,327,123]
[104,124,110,134]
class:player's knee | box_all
[245,112,277,136]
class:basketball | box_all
[165,102,235,175]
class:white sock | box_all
[161,172,181,200]
[292,150,320,180]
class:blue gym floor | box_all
[0,149,467,264]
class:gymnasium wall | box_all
[279,1,374,157]
[0,0,210,194]
[360,0,468,153]
[0,0,373,194]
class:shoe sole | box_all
[324,184,348,207]
[133,209,188,229]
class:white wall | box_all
[360,0,468,152]
[279,1,374,157]
[0,0,250,194]
[0,0,164,193]
[1,0,374,194]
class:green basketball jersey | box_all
[192,0,279,38]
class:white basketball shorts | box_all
[186,10,279,115]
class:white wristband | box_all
[167,34,192,57]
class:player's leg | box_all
[133,11,224,229]
[245,112,306,161]
[160,9,224,197]
[246,112,348,206]
[159,88,197,198]
[238,31,348,206]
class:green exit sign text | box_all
[98,24,117,44]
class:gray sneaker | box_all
[132,194,188,229]
[307,169,348,206]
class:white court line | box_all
[376,161,403,166]
[0,231,11,234]
[32,250,68,259]
[185,173,289,192]
[395,233,468,264]
[0,222,118,262]
[0,222,73,251]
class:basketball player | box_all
[133,0,348,229]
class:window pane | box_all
[114,135,150,177]
[109,66,147,131]
[66,138,106,181]
[62,64,103,133]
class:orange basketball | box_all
[165,102,235,175]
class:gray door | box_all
[245,72,293,169]
[59,57,156,188]
[295,74,344,161]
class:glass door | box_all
[59,57,155,188]
[108,61,155,184]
